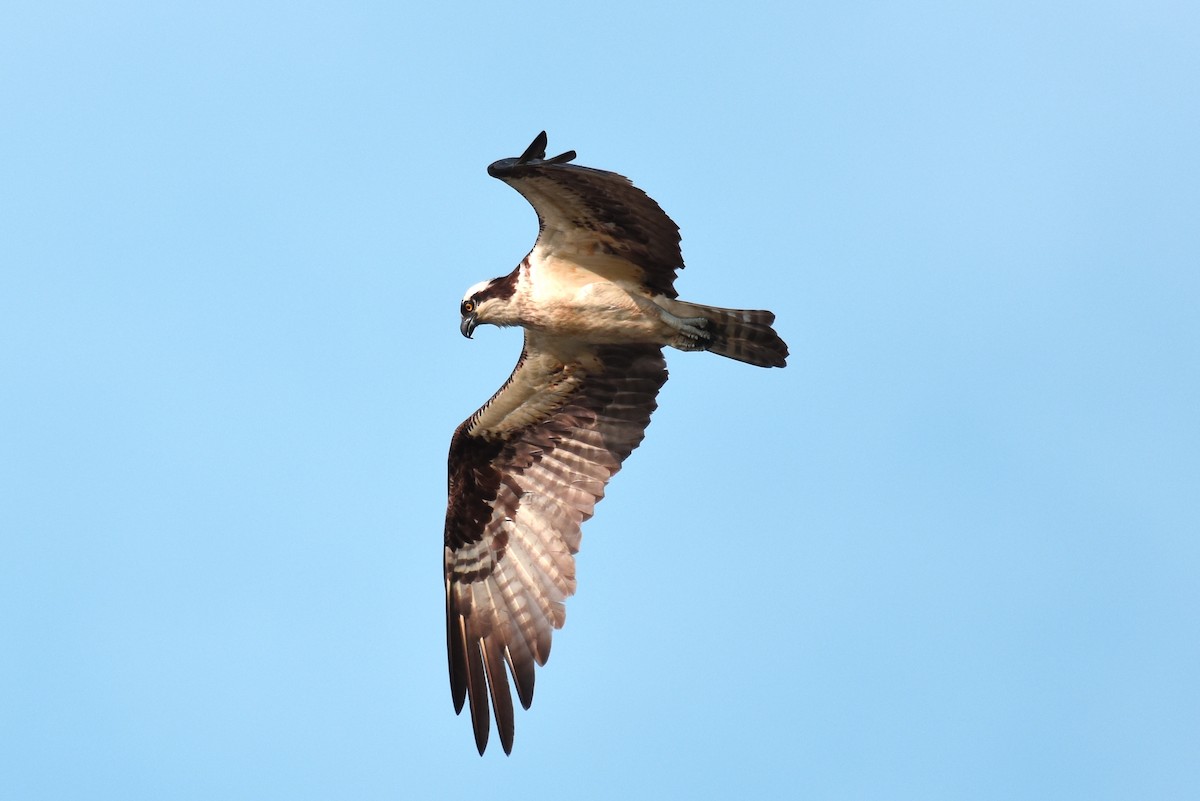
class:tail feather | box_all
[669,301,789,368]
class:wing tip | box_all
[518,131,548,163]
[488,131,577,178]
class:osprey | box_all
[445,132,788,754]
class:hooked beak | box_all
[460,312,478,339]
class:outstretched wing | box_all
[444,336,668,754]
[488,131,684,299]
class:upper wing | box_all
[487,131,684,299]
[444,335,668,754]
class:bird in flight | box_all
[444,132,788,754]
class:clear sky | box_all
[2,2,1197,799]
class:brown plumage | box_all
[444,133,787,754]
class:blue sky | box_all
[2,2,1197,799]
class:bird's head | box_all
[459,276,516,339]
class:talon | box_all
[662,312,712,340]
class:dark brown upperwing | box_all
[444,342,668,754]
[488,132,684,299]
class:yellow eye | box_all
[462,300,475,314]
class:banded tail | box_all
[667,300,789,368]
